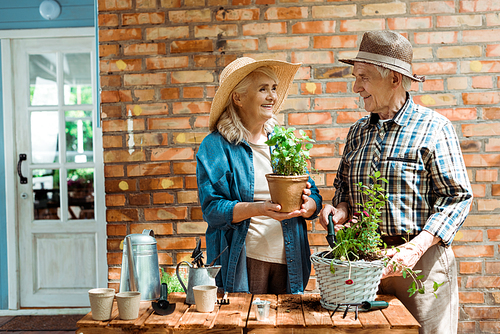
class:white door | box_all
[12,36,106,307]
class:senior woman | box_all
[196,57,322,294]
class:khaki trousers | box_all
[378,244,458,334]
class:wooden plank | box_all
[212,293,252,329]
[110,300,151,326]
[357,309,391,329]
[77,301,119,327]
[246,294,278,329]
[331,309,363,328]
[247,329,417,334]
[377,295,420,329]
[277,294,305,327]
[301,294,333,327]
[177,304,220,329]
[145,292,189,327]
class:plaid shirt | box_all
[333,94,472,246]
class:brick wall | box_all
[97,0,500,332]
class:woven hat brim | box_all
[340,57,424,82]
[209,59,301,131]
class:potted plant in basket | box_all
[265,125,315,212]
[311,171,443,310]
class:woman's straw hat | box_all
[340,31,425,82]
[209,57,301,131]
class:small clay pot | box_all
[265,174,309,212]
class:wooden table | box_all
[76,293,420,333]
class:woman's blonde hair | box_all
[216,66,280,145]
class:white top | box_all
[245,142,286,264]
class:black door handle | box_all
[17,154,27,184]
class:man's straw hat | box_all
[340,31,425,82]
[209,57,301,131]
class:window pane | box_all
[31,111,59,164]
[63,53,92,105]
[33,169,60,220]
[30,54,58,106]
[65,111,93,163]
[67,168,94,220]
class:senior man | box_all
[319,31,472,334]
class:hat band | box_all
[355,51,412,73]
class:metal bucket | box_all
[119,229,161,301]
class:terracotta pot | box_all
[265,174,309,212]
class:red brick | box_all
[98,0,132,11]
[99,28,141,42]
[106,209,139,222]
[131,223,173,236]
[465,276,500,288]
[485,261,500,274]
[311,5,356,19]
[160,88,180,100]
[103,150,146,163]
[479,322,500,332]
[288,112,332,125]
[265,7,308,20]
[387,17,432,30]
[151,147,194,161]
[292,51,334,64]
[414,31,458,44]
[310,144,335,157]
[104,165,124,178]
[99,44,119,57]
[313,35,357,49]
[412,62,457,75]
[423,79,444,91]
[437,15,482,27]
[361,2,406,16]
[145,27,189,40]
[314,97,358,110]
[300,83,322,95]
[171,40,213,53]
[476,169,498,182]
[173,132,206,145]
[459,292,485,304]
[463,29,500,42]
[267,36,309,50]
[123,73,167,86]
[139,177,183,191]
[463,123,500,137]
[460,0,500,12]
[129,193,151,206]
[219,39,259,52]
[100,59,142,72]
[145,207,187,221]
[127,163,170,177]
[292,21,335,34]
[487,229,500,241]
[106,194,126,207]
[216,8,259,21]
[99,14,119,27]
[242,22,286,35]
[101,75,121,88]
[122,12,165,25]
[340,19,385,32]
[435,108,477,121]
[183,87,204,99]
[459,261,482,274]
[454,229,483,242]
[172,102,210,114]
[458,321,476,333]
[169,9,211,23]
[152,192,175,205]
[463,92,500,105]
[336,111,368,124]
[453,245,495,258]
[124,43,166,56]
[410,1,455,14]
[156,236,196,249]
[160,0,181,8]
[315,127,351,141]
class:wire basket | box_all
[311,251,385,310]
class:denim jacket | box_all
[196,131,322,294]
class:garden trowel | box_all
[326,214,336,248]
[152,283,176,316]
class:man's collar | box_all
[363,93,412,128]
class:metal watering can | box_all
[119,229,161,301]
[175,261,221,305]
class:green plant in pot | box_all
[265,125,315,212]
[311,172,443,310]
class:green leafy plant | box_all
[265,126,315,176]
[160,267,187,294]
[324,171,443,298]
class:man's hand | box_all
[381,231,440,278]
[318,203,349,230]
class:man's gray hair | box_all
[375,66,412,91]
